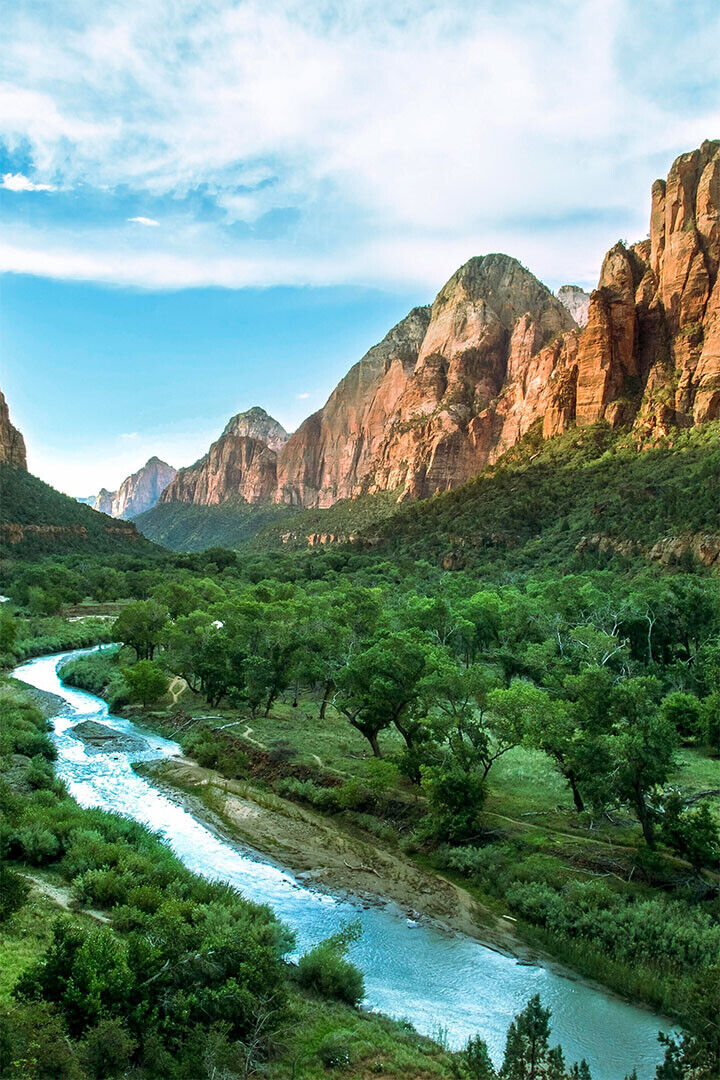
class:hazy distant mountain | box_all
[92,457,177,519]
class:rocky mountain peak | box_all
[146,141,719,519]
[557,285,591,327]
[0,390,27,469]
[92,458,177,520]
[222,407,288,451]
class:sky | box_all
[1,0,719,495]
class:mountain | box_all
[557,285,590,327]
[0,390,150,557]
[139,140,719,549]
[0,390,27,469]
[159,407,287,505]
[221,406,289,450]
[92,457,177,519]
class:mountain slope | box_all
[0,390,27,469]
[249,421,720,577]
[0,389,153,557]
[0,464,151,557]
[135,499,296,552]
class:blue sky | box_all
[1,0,718,494]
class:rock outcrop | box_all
[222,406,288,451]
[160,408,287,505]
[93,458,177,519]
[161,141,720,510]
[0,390,27,469]
[557,285,591,327]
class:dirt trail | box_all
[144,757,525,957]
[167,676,187,705]
[20,873,110,924]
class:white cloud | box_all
[119,432,139,439]
[1,172,54,192]
[0,0,718,290]
[127,216,159,226]
[296,392,311,399]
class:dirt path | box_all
[167,676,187,705]
[20,873,110,924]
[144,757,525,957]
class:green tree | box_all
[607,678,678,848]
[334,632,435,757]
[122,660,168,708]
[0,608,17,654]
[500,996,569,1080]
[114,599,168,661]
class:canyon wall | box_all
[160,141,720,509]
[0,390,27,469]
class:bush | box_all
[0,1001,83,1080]
[79,1018,136,1079]
[14,824,61,864]
[0,861,29,921]
[296,923,365,1005]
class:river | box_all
[12,648,671,1078]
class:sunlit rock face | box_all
[0,390,26,469]
[160,408,287,506]
[93,458,177,519]
[557,285,591,328]
[159,142,720,510]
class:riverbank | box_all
[141,755,526,956]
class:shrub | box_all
[14,824,60,864]
[296,923,365,1005]
[0,861,29,921]
[79,1018,136,1079]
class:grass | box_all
[0,891,58,1004]
[269,995,452,1079]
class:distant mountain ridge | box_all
[142,140,719,521]
[91,457,177,519]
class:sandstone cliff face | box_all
[161,141,719,510]
[222,406,288,451]
[112,457,177,518]
[0,390,27,469]
[93,458,177,519]
[275,307,431,505]
[161,409,286,505]
[93,489,116,516]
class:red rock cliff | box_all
[0,390,27,469]
[161,141,720,509]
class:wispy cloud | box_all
[128,216,159,227]
[296,392,311,399]
[1,172,55,192]
[1,0,718,291]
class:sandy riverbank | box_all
[141,755,531,958]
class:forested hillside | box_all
[0,465,151,558]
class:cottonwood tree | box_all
[114,599,168,661]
